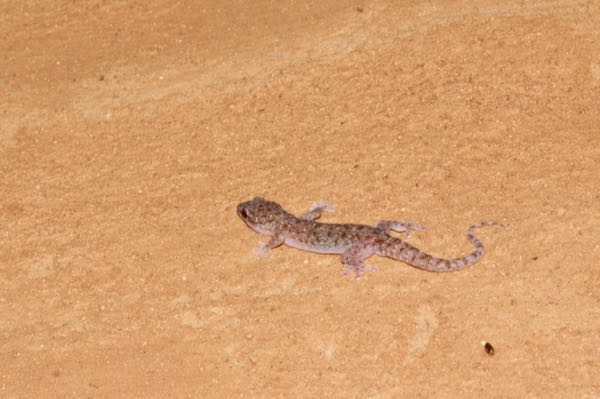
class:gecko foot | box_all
[341,263,377,280]
[311,199,335,213]
[252,242,274,259]
[300,199,336,221]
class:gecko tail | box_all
[386,221,505,272]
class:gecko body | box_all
[237,197,504,278]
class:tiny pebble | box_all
[481,341,495,355]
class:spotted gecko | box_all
[237,197,504,278]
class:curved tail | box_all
[382,221,505,272]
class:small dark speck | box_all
[52,369,60,377]
[99,75,105,81]
[89,382,100,389]
[532,256,538,261]
[356,7,364,12]
[484,341,495,356]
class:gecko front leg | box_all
[252,232,285,259]
[376,220,426,238]
[340,241,378,279]
[300,200,335,221]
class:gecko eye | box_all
[239,208,249,219]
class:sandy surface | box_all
[1,0,600,397]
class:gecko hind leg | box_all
[341,263,377,280]
[340,242,378,279]
[376,220,426,238]
[300,200,335,221]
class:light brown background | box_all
[1,1,599,397]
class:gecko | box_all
[237,197,505,278]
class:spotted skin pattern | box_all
[237,197,505,279]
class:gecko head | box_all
[237,197,286,235]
